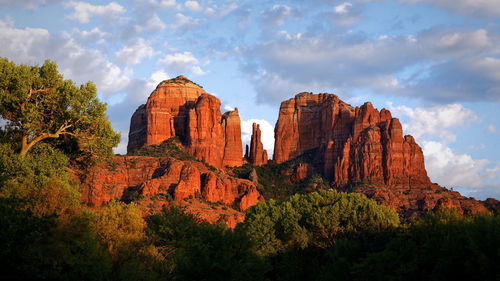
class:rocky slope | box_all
[80,154,263,212]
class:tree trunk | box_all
[20,134,29,158]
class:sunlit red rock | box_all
[127,76,243,168]
[80,155,261,211]
[246,123,268,166]
[222,108,244,167]
[273,92,431,187]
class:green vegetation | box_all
[241,190,400,256]
[232,149,330,200]
[129,137,218,171]
[128,137,195,160]
[0,57,120,160]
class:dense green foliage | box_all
[148,207,267,281]
[354,210,500,281]
[241,190,400,256]
[0,57,120,159]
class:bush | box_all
[240,189,400,256]
[128,137,195,160]
[147,206,266,281]
[353,210,500,281]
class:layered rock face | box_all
[127,76,243,168]
[80,156,263,211]
[274,93,431,187]
[246,123,268,166]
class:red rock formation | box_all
[173,164,201,200]
[290,163,313,183]
[273,92,431,187]
[127,105,147,153]
[80,155,262,211]
[222,108,244,167]
[185,94,226,168]
[247,123,268,166]
[127,76,243,168]
[355,183,489,218]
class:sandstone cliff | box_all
[80,155,263,212]
[274,93,430,187]
[127,76,243,168]
[272,92,489,217]
[246,123,268,166]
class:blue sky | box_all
[1,0,499,199]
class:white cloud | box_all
[261,4,293,28]
[159,51,207,76]
[0,19,130,95]
[115,38,156,65]
[64,1,125,23]
[423,141,489,188]
[485,166,500,180]
[334,2,352,14]
[242,27,500,104]
[134,13,166,33]
[486,124,498,134]
[223,105,235,111]
[204,1,238,18]
[146,0,177,9]
[241,119,275,156]
[190,65,207,76]
[389,103,477,143]
[147,69,169,90]
[71,27,109,45]
[0,0,60,9]
[160,51,198,66]
[170,13,201,30]
[400,0,500,18]
[184,0,201,12]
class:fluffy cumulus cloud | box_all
[332,2,361,26]
[242,31,417,104]
[0,19,130,95]
[71,27,110,45]
[390,103,477,143]
[335,2,352,14]
[115,38,157,65]
[423,141,489,188]
[169,13,202,31]
[159,51,207,76]
[64,1,125,23]
[137,0,177,9]
[400,0,500,18]
[0,0,60,8]
[388,101,499,196]
[241,119,274,157]
[133,13,166,34]
[184,0,202,12]
[486,124,498,134]
[242,26,500,105]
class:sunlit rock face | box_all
[273,92,430,187]
[127,76,243,168]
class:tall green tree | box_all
[0,57,120,158]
